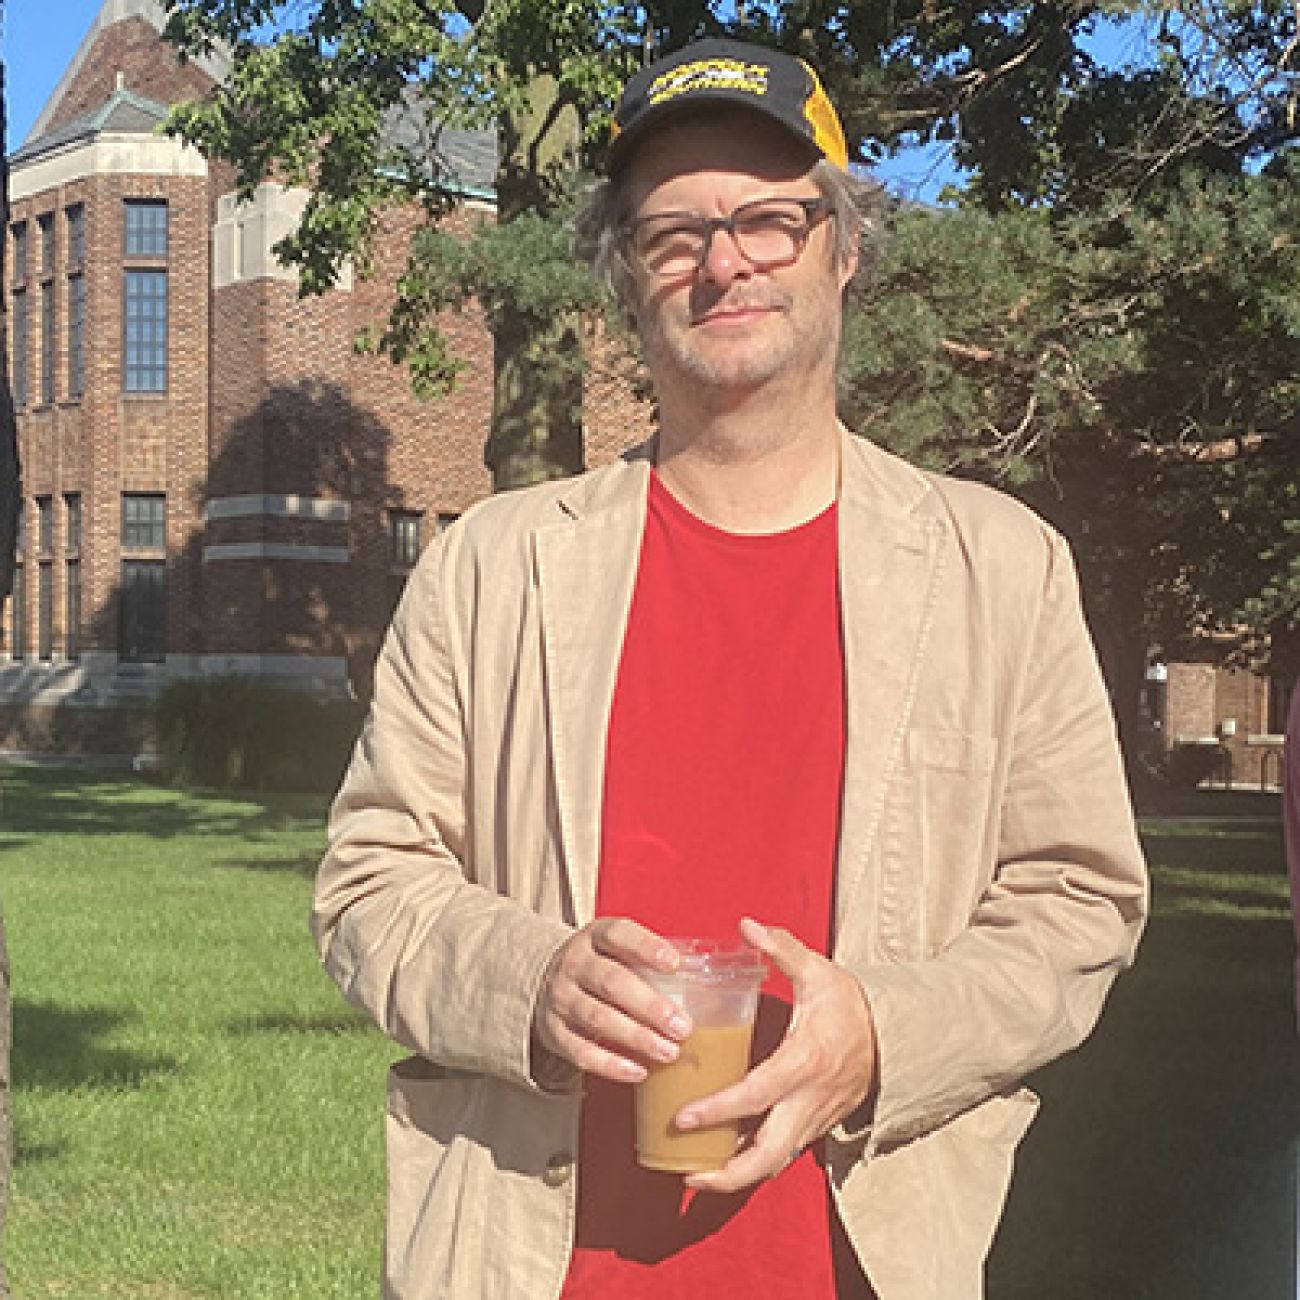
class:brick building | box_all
[3,0,648,759]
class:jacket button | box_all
[542,1153,575,1187]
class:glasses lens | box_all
[630,216,708,277]
[731,200,814,266]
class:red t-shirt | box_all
[561,472,847,1299]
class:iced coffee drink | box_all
[634,940,767,1173]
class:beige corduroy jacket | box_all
[313,432,1148,1300]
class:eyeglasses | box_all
[621,195,833,278]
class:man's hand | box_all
[533,917,693,1084]
[677,917,878,1193]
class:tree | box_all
[843,136,1299,756]
[163,0,643,490]
[160,0,1298,755]
[156,1,1192,488]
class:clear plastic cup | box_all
[634,939,768,1173]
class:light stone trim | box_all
[212,182,354,290]
[204,494,351,522]
[10,134,209,201]
[202,542,351,564]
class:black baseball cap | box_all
[608,38,849,174]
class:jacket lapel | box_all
[834,437,946,950]
[534,461,651,925]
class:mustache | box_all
[689,285,792,320]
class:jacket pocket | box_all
[384,1056,579,1300]
[878,729,998,961]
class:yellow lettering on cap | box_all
[647,57,771,106]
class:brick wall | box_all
[42,16,216,131]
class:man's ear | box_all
[837,242,859,294]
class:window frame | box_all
[389,508,424,570]
[121,492,166,550]
[122,267,168,394]
[123,199,168,258]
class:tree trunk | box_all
[485,72,585,492]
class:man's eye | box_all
[737,207,803,235]
[637,224,704,265]
[642,222,703,248]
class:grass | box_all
[989,794,1300,1299]
[1,767,397,1298]
[2,771,1297,1297]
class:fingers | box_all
[678,920,879,1194]
[533,918,692,1083]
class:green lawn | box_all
[2,767,396,1299]
[2,771,1297,1297]
[989,795,1300,1299]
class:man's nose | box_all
[698,225,753,286]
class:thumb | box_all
[738,916,808,976]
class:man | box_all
[313,38,1148,1300]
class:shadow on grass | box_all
[11,999,180,1095]
[0,765,327,848]
[12,1134,67,1165]
[988,834,1300,1299]
[210,853,321,876]
[228,1010,376,1037]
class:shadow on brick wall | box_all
[88,379,412,709]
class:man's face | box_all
[621,109,856,404]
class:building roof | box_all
[9,87,172,168]
[24,0,231,146]
[10,3,498,200]
[380,92,498,200]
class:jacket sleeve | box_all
[855,528,1148,1150]
[310,538,573,1090]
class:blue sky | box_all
[3,0,965,194]
[5,0,106,146]
[6,1,1150,164]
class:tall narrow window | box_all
[66,558,82,661]
[10,563,25,661]
[35,496,52,661]
[66,205,85,400]
[66,205,85,267]
[65,493,82,661]
[38,213,54,275]
[122,492,165,548]
[120,493,166,663]
[123,200,168,394]
[11,286,28,408]
[120,561,166,663]
[37,562,53,661]
[65,492,82,551]
[389,509,423,569]
[12,221,28,283]
[123,269,167,393]
[11,221,28,408]
[37,214,55,405]
[36,495,52,556]
[10,503,25,660]
[40,280,55,405]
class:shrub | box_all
[1165,740,1231,790]
[153,677,364,794]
